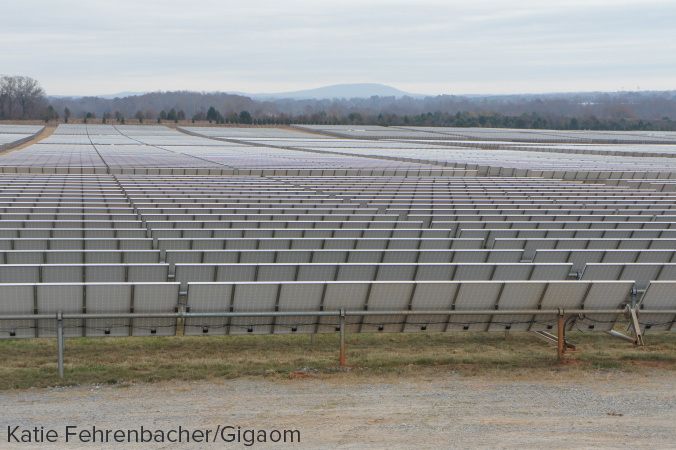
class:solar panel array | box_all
[0,124,675,339]
[0,124,44,151]
[291,125,676,179]
[297,125,676,144]
[0,124,462,176]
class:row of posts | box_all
[49,307,646,379]
[53,309,347,379]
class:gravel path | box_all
[1,371,675,449]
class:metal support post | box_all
[176,305,185,337]
[557,311,566,361]
[339,308,346,367]
[56,311,64,379]
[605,329,636,343]
[629,307,645,346]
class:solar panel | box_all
[131,283,180,336]
[257,265,297,282]
[319,282,370,332]
[449,282,502,331]
[275,283,325,333]
[0,285,35,338]
[532,282,591,330]
[37,284,84,337]
[184,283,233,335]
[362,283,414,332]
[488,283,548,331]
[578,282,633,331]
[85,284,133,336]
[229,283,279,334]
[639,281,676,331]
[0,265,39,283]
[580,263,676,290]
[297,264,337,281]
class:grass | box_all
[0,332,674,390]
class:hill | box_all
[249,83,421,99]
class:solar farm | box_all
[1,123,676,377]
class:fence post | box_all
[56,311,64,379]
[339,309,346,367]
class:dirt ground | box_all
[1,369,674,449]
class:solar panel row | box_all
[0,124,44,152]
[3,280,675,339]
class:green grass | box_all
[0,332,674,390]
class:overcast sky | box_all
[2,0,675,96]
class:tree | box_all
[102,112,111,124]
[0,75,48,119]
[63,107,71,123]
[167,108,177,121]
[206,106,218,123]
[239,110,252,124]
[347,112,363,124]
[44,105,59,122]
[159,110,167,121]
[192,111,206,122]
[135,110,145,124]
[177,110,186,121]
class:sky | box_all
[2,0,676,96]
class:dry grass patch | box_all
[0,332,674,390]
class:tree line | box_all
[3,75,676,131]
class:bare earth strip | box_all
[1,370,674,449]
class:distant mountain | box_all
[98,91,146,99]
[51,85,422,101]
[248,83,424,100]
[49,91,146,100]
